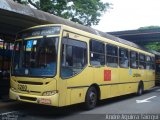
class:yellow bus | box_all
[155,59,160,85]
[10,24,155,109]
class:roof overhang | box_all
[108,29,160,43]
[0,0,85,41]
[0,0,158,55]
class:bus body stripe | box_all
[67,80,155,89]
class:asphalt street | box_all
[0,87,160,120]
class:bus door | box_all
[59,31,89,106]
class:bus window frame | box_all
[106,44,119,68]
[90,39,105,67]
[11,36,59,78]
[60,32,88,79]
[139,53,146,69]
[119,47,129,68]
[130,51,139,69]
[146,55,154,70]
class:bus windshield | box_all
[12,37,59,77]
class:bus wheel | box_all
[84,87,97,110]
[137,82,144,96]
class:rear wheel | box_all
[84,87,97,110]
[137,82,144,96]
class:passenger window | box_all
[106,44,118,68]
[151,57,155,70]
[90,40,105,66]
[139,54,146,69]
[146,56,152,70]
[119,48,129,68]
[61,38,87,78]
[130,51,138,69]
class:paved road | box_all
[0,87,160,120]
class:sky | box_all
[93,0,160,32]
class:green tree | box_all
[138,26,160,51]
[13,0,111,26]
[139,26,160,30]
[143,42,160,52]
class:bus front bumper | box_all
[9,89,59,107]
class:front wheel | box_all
[84,87,97,110]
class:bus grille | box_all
[17,81,43,85]
[19,96,37,101]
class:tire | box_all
[137,82,144,96]
[84,87,97,110]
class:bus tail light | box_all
[42,90,58,96]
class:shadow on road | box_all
[6,86,159,119]
[99,86,160,106]
[10,102,85,119]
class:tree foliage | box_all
[138,26,160,30]
[13,0,111,26]
[138,26,160,51]
[144,42,160,52]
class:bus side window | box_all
[151,57,155,70]
[106,44,118,68]
[139,54,146,69]
[130,51,138,69]
[61,37,87,78]
[90,40,105,66]
[146,56,152,70]
[119,48,129,68]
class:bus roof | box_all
[61,24,151,54]
[20,24,154,55]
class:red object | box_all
[39,98,51,104]
[104,70,111,81]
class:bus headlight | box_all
[42,90,58,96]
[11,87,16,92]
